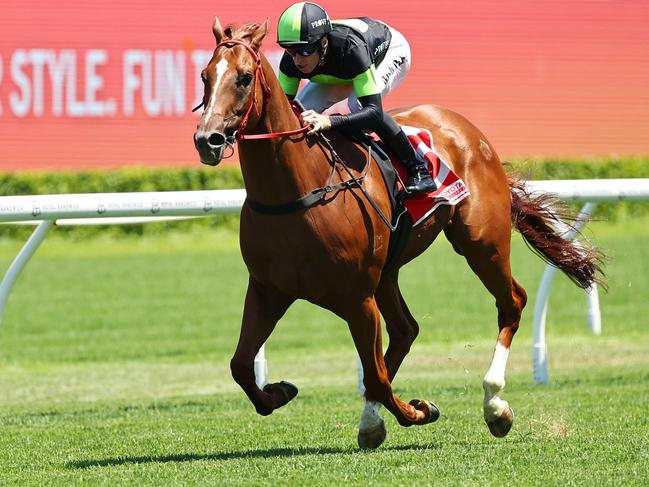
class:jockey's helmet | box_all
[277,2,332,48]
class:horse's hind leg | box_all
[481,275,527,437]
[445,202,528,437]
[230,276,296,416]
[377,271,420,381]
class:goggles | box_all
[280,42,319,57]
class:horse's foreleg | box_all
[230,277,296,416]
[347,297,438,440]
[357,273,424,449]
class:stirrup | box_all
[405,169,436,194]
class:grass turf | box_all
[0,218,648,485]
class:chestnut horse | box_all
[193,19,602,449]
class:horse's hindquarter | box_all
[393,104,511,208]
[392,105,506,184]
[388,104,513,262]
[239,167,392,309]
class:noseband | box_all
[194,38,308,145]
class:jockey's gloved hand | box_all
[302,110,332,135]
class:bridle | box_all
[193,38,309,154]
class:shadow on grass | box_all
[67,444,442,469]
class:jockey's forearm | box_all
[329,96,401,141]
[329,94,385,131]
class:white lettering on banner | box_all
[1,48,281,118]
[6,49,115,117]
[123,50,185,116]
[123,50,144,115]
[48,50,68,116]
[160,51,185,115]
[30,49,47,116]
[10,50,31,117]
[85,50,117,116]
[63,50,86,117]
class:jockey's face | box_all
[287,50,319,74]
[284,37,327,74]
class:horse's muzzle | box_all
[194,130,226,166]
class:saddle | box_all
[338,125,470,270]
[340,125,471,226]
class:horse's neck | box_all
[238,54,330,205]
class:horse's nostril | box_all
[208,133,226,147]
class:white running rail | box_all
[521,179,649,383]
[1,180,648,386]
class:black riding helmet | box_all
[277,2,332,54]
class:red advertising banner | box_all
[1,1,648,171]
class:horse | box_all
[193,18,603,449]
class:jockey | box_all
[277,2,436,194]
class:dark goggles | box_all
[280,42,319,57]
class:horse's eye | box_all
[237,73,253,87]
[200,71,208,83]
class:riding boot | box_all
[387,129,437,194]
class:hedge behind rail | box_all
[0,157,647,239]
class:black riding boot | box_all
[387,129,437,193]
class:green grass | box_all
[0,218,648,486]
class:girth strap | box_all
[245,178,363,215]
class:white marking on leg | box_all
[204,58,229,120]
[483,342,510,419]
[359,400,383,432]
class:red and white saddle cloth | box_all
[391,125,470,227]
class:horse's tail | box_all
[508,175,606,290]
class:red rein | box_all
[212,39,309,141]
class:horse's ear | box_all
[249,18,269,51]
[213,16,224,44]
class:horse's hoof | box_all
[358,419,387,450]
[486,405,515,437]
[263,381,298,408]
[409,399,441,424]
